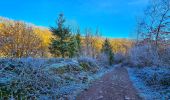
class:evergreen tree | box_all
[101,39,114,65]
[49,14,72,58]
[68,36,78,58]
[75,29,81,57]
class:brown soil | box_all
[77,66,142,100]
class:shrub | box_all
[96,53,110,67]
[114,53,125,64]
[129,45,160,67]
[160,47,170,66]
[135,67,170,86]
[46,58,65,64]
[78,57,99,72]
[0,58,58,99]
[44,59,82,74]
[0,57,102,99]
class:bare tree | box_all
[137,0,170,48]
[82,28,100,58]
[83,28,93,57]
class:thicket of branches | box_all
[130,0,170,67]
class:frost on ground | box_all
[127,67,170,100]
[0,57,113,100]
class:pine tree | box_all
[68,36,78,58]
[75,29,81,57]
[49,14,72,58]
[101,39,114,65]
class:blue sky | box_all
[0,0,149,38]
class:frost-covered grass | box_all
[127,67,170,100]
[0,57,113,99]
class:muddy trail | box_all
[77,66,142,100]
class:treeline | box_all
[0,16,132,61]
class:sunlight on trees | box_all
[0,16,133,58]
[34,28,52,57]
[0,21,42,57]
[101,39,114,65]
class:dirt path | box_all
[77,66,142,100]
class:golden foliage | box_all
[0,17,133,57]
[0,18,52,57]
[81,36,132,57]
[110,39,133,54]
[0,21,41,57]
[33,28,52,57]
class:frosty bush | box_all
[46,58,65,64]
[135,67,170,86]
[0,58,58,99]
[129,45,160,67]
[19,57,47,67]
[96,53,110,67]
[78,57,99,72]
[160,47,170,66]
[0,57,103,99]
[44,59,82,74]
[114,53,125,64]
[128,67,170,99]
